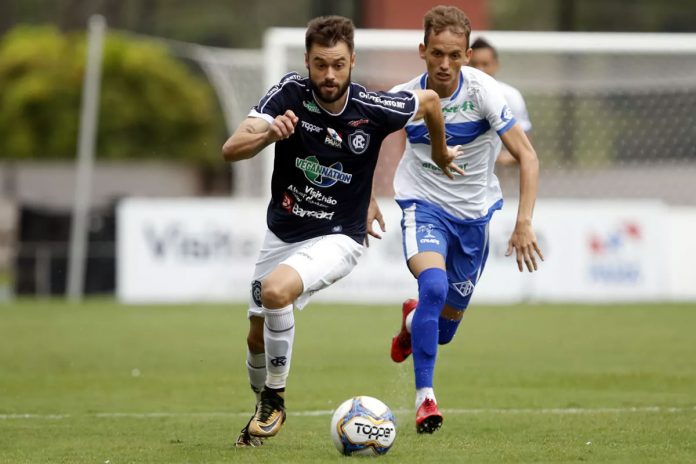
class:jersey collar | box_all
[420,70,464,102]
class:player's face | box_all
[420,30,471,98]
[469,48,499,77]
[306,42,355,105]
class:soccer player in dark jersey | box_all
[222,15,462,447]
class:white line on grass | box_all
[2,406,695,420]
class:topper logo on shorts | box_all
[295,156,352,187]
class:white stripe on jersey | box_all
[392,67,515,220]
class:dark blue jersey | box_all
[249,72,418,243]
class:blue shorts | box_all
[397,199,502,310]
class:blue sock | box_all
[411,268,448,389]
[438,316,461,345]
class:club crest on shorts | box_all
[348,130,369,154]
[452,280,475,298]
[251,280,262,307]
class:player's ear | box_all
[418,43,426,60]
[464,47,473,65]
[304,52,309,70]
[350,52,356,69]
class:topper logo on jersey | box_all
[348,130,369,155]
[325,128,343,148]
[295,156,352,187]
[301,120,322,134]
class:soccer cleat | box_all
[416,398,443,434]
[235,412,264,447]
[390,298,418,363]
[248,389,287,438]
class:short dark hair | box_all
[423,5,471,47]
[305,16,355,54]
[471,37,498,59]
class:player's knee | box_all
[260,280,293,308]
[417,269,448,310]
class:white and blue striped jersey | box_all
[391,67,516,220]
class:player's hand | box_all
[433,145,465,179]
[365,197,385,247]
[267,110,299,143]
[506,222,544,272]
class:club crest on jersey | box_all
[500,104,513,122]
[452,280,475,298]
[348,130,370,155]
[325,127,343,148]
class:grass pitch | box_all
[1,300,695,463]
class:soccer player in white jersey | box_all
[223,15,461,447]
[387,5,544,434]
[469,37,533,166]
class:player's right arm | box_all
[222,110,299,162]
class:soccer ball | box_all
[330,396,397,456]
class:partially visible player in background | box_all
[388,5,544,434]
[222,15,461,448]
[469,37,533,166]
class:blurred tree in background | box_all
[0,0,357,48]
[0,26,219,163]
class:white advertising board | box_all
[117,198,670,304]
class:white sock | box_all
[246,350,265,403]
[406,309,415,333]
[415,387,436,409]
[263,304,295,390]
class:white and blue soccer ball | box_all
[330,396,397,456]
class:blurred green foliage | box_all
[0,26,220,163]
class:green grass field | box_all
[1,300,695,463]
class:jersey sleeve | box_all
[359,89,419,133]
[248,72,302,124]
[478,79,517,137]
[502,84,532,132]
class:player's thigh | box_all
[400,204,449,276]
[407,251,446,277]
[445,222,490,310]
[282,234,363,309]
[247,230,314,317]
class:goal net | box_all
[255,28,696,205]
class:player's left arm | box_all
[410,89,464,179]
[500,124,544,272]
